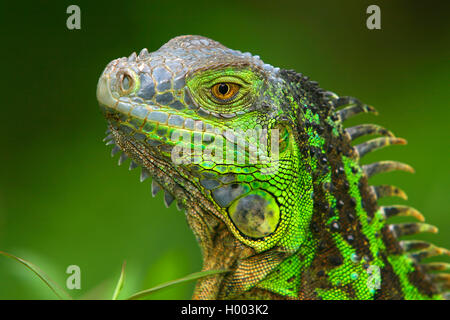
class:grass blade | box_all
[111,261,126,300]
[126,269,229,300]
[0,250,72,300]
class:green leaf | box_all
[126,269,229,300]
[0,250,72,300]
[111,261,126,300]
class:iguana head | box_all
[97,36,448,300]
[97,35,314,256]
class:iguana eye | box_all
[211,82,240,102]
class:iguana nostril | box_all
[119,73,133,93]
[117,70,137,95]
[122,74,131,90]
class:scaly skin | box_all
[96,35,449,300]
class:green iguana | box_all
[96,35,449,300]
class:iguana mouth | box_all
[103,126,186,209]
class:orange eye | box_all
[211,83,240,101]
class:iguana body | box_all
[96,35,449,300]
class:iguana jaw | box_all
[108,125,248,299]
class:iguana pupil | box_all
[218,83,228,94]
[97,35,449,300]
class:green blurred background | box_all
[0,0,448,299]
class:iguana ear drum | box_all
[228,190,280,239]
